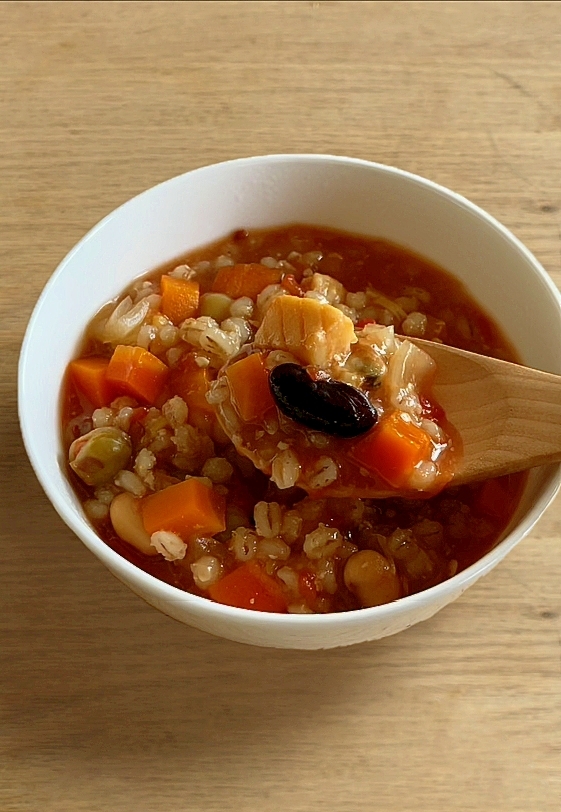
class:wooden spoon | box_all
[219,340,561,498]
[309,340,561,498]
[411,338,561,486]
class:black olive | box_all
[269,363,377,438]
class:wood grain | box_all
[1,2,560,811]
[422,341,561,483]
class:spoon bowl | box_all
[223,338,561,500]
[416,339,561,484]
[322,340,561,498]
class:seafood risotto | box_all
[62,226,524,613]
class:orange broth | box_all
[61,225,526,611]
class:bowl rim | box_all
[18,152,561,628]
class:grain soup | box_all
[62,226,525,613]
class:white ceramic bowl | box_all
[19,155,561,649]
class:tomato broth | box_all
[61,225,525,613]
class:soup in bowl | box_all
[18,155,561,648]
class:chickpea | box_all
[109,492,156,556]
[343,550,401,608]
[199,292,233,323]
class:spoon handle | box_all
[421,341,561,483]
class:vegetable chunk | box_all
[141,477,226,540]
[212,263,281,300]
[106,345,169,404]
[208,561,288,612]
[225,352,276,423]
[169,353,213,413]
[161,276,200,324]
[351,412,432,489]
[69,356,112,407]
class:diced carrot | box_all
[208,561,288,612]
[351,411,432,489]
[475,478,512,520]
[169,352,218,433]
[225,352,276,423]
[69,356,113,408]
[169,353,214,414]
[141,477,226,539]
[106,345,169,405]
[160,276,200,325]
[212,263,282,300]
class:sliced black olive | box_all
[269,363,377,438]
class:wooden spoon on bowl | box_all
[408,338,561,487]
[219,339,561,498]
[308,340,561,498]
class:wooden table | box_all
[2,2,560,810]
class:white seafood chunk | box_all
[254,295,357,368]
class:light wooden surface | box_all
[2,2,561,810]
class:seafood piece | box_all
[254,295,357,368]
